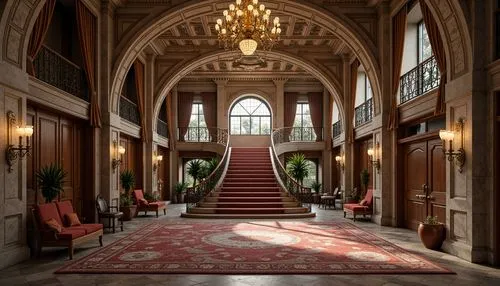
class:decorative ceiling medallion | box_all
[215,0,281,56]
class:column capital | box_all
[272,78,288,86]
[212,78,229,86]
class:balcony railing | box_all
[157,119,168,138]
[33,45,88,101]
[354,98,373,127]
[400,55,440,104]
[178,127,228,144]
[332,121,342,138]
[272,127,323,143]
[119,96,140,125]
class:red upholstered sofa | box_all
[32,201,103,259]
[343,189,374,221]
[132,189,166,217]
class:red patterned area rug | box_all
[56,222,453,274]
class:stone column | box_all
[143,54,156,194]
[273,79,287,128]
[322,88,332,191]
[169,86,179,198]
[341,55,353,195]
[214,79,229,129]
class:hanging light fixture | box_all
[215,0,281,56]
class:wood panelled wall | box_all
[119,135,143,190]
[26,105,92,220]
[354,137,374,191]
[157,146,169,200]
[332,147,341,190]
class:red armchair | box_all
[343,189,374,221]
[32,201,103,259]
[132,189,167,217]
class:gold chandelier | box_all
[215,0,281,56]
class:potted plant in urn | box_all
[311,181,322,204]
[174,182,187,204]
[286,153,310,186]
[418,215,445,250]
[120,170,136,221]
[36,163,67,203]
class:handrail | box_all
[270,128,313,212]
[177,127,226,143]
[399,55,440,104]
[272,127,324,143]
[354,98,373,127]
[185,128,230,213]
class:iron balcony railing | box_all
[270,128,313,212]
[33,45,88,101]
[400,55,440,104]
[354,98,373,127]
[332,121,342,138]
[157,119,168,138]
[185,128,230,213]
[119,96,141,125]
[272,127,323,143]
[177,127,228,144]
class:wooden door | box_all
[403,139,446,230]
[119,135,143,190]
[157,146,170,200]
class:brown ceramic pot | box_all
[418,223,445,250]
[121,205,137,221]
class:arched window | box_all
[230,97,271,135]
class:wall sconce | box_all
[367,142,381,173]
[111,140,125,172]
[439,118,465,173]
[6,111,33,172]
[153,152,163,172]
[335,153,345,171]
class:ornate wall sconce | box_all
[367,142,381,173]
[335,153,345,171]
[111,140,126,172]
[6,111,33,172]
[153,152,163,172]
[439,118,466,173]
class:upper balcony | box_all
[354,98,373,127]
[400,55,440,105]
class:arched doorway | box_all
[228,95,272,147]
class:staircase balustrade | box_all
[270,128,313,212]
[185,128,230,213]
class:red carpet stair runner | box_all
[182,147,315,218]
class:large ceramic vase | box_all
[418,223,445,250]
[121,205,137,221]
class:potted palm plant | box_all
[187,159,204,187]
[36,163,66,203]
[418,215,445,250]
[174,182,187,204]
[286,153,310,186]
[120,170,136,221]
[311,181,322,204]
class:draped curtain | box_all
[308,92,323,141]
[133,60,148,142]
[420,0,447,115]
[327,96,334,150]
[348,59,360,143]
[202,92,217,142]
[284,92,298,139]
[177,92,194,141]
[76,1,101,127]
[27,0,56,76]
[165,93,175,149]
[387,6,407,130]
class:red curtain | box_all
[387,6,407,130]
[348,59,360,143]
[76,1,101,127]
[177,92,194,141]
[26,0,56,76]
[133,60,148,142]
[308,92,323,141]
[284,92,298,139]
[165,93,175,149]
[202,92,217,142]
[420,0,447,115]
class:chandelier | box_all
[215,0,281,56]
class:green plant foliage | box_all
[286,153,310,186]
[423,215,440,225]
[205,158,219,176]
[311,181,322,193]
[187,159,204,187]
[120,192,132,207]
[174,182,188,194]
[143,192,158,202]
[36,163,67,203]
[120,170,135,193]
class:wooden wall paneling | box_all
[332,147,340,190]
[158,146,170,200]
[60,118,74,205]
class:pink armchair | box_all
[343,189,373,221]
[132,189,166,217]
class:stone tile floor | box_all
[0,204,499,285]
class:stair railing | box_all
[270,128,313,212]
[185,128,231,213]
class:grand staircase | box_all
[181,147,315,219]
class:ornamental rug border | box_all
[55,221,454,275]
